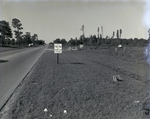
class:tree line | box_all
[53,25,149,47]
[0,18,45,47]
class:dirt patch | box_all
[0,48,149,119]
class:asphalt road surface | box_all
[0,46,48,110]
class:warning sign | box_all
[54,43,62,53]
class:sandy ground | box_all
[0,46,150,119]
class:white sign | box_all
[80,44,84,49]
[54,43,62,53]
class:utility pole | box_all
[97,27,99,44]
[148,29,150,40]
[101,26,103,38]
[80,25,84,42]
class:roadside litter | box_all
[113,75,123,81]
[44,108,48,112]
[134,101,140,103]
[143,99,150,116]
[64,110,67,114]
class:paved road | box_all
[0,46,48,110]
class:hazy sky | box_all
[0,0,150,43]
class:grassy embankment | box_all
[0,45,150,119]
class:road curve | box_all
[0,46,48,110]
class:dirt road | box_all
[0,47,149,119]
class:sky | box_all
[0,0,150,43]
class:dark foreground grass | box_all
[0,47,149,119]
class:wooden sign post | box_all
[54,43,62,64]
[57,53,59,64]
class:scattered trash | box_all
[49,114,52,117]
[145,111,149,116]
[134,101,140,103]
[143,99,150,116]
[113,75,123,81]
[44,108,48,112]
[64,110,67,114]
[118,44,122,48]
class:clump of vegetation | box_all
[0,18,45,47]
[53,25,149,49]
[52,26,149,61]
